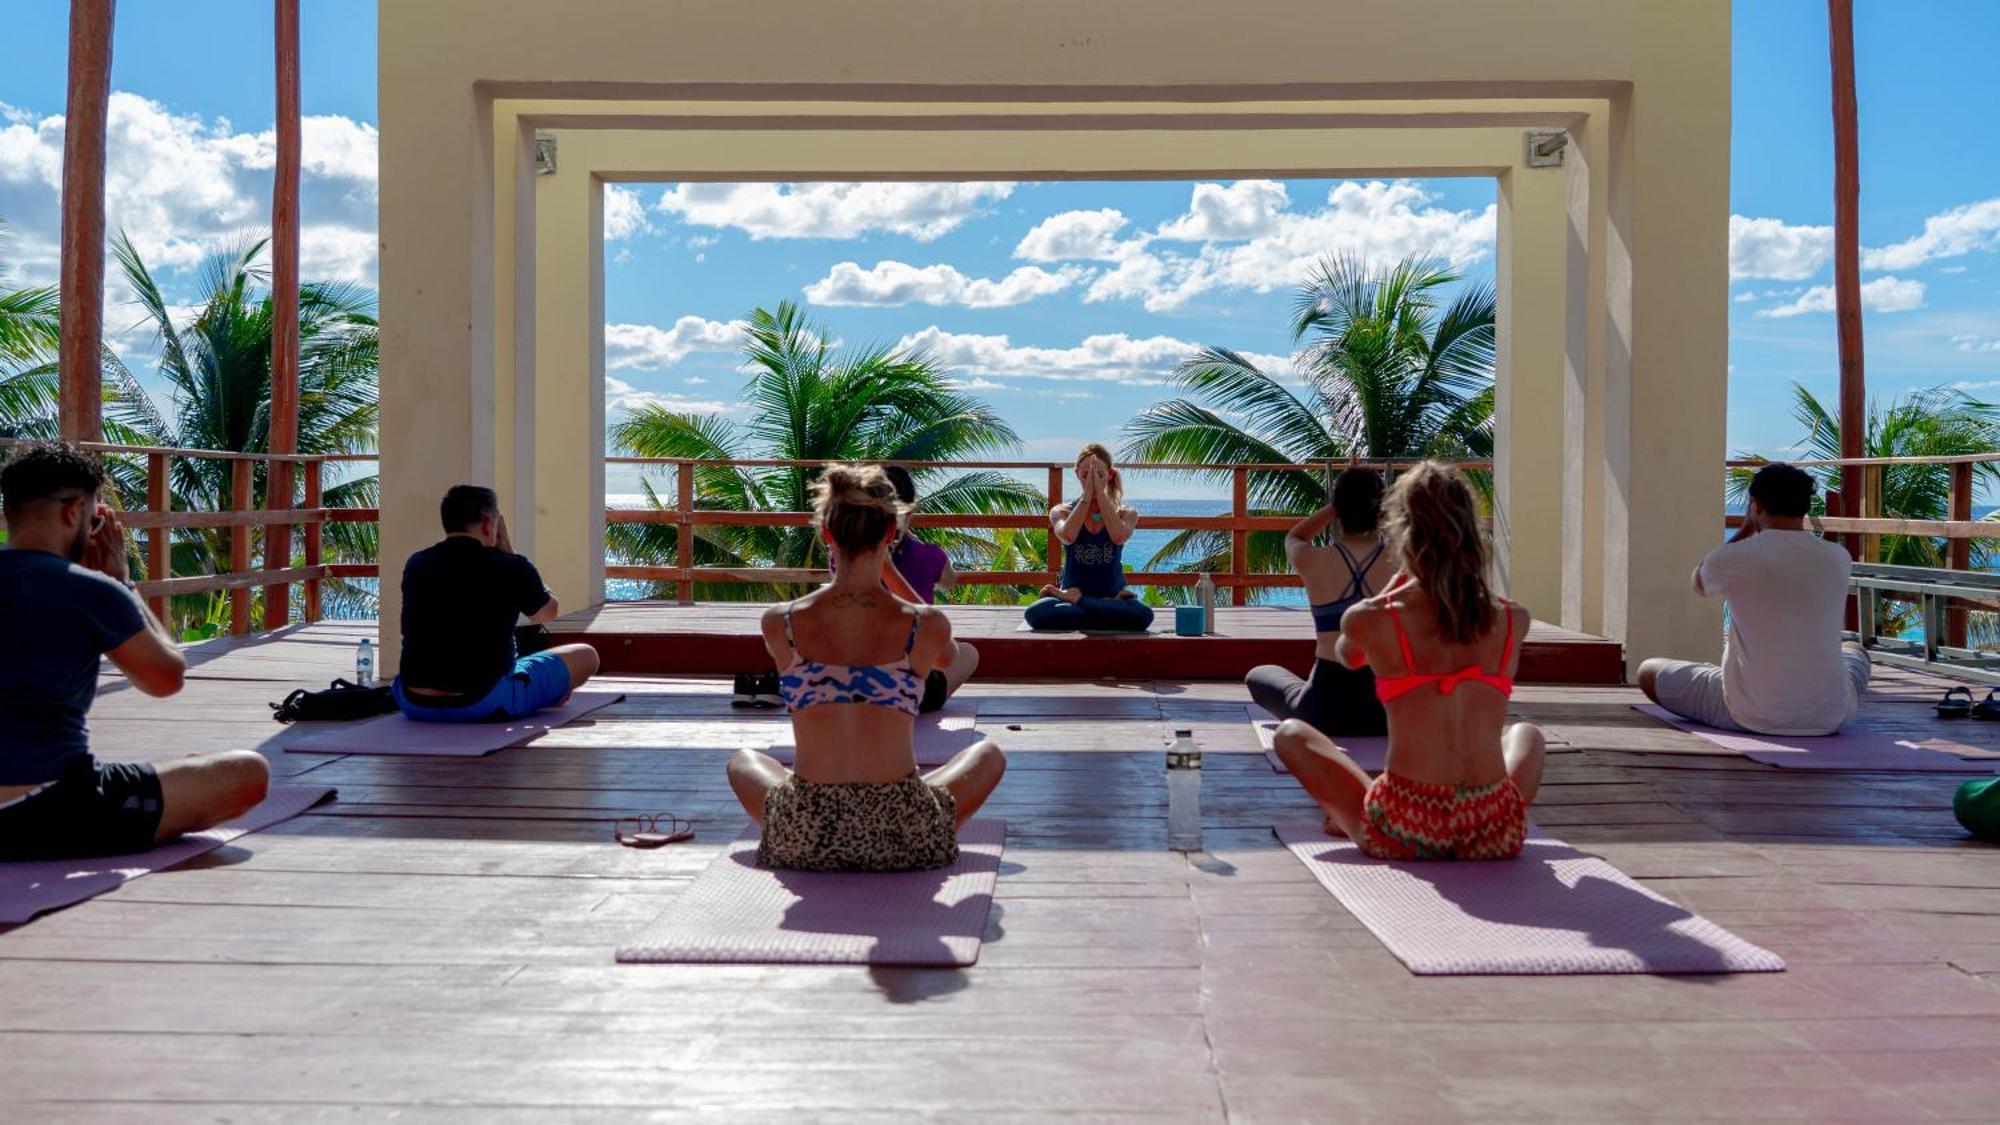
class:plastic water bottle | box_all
[1166,729,1203,852]
[1196,573,1217,634]
[355,638,375,687]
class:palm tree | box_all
[0,220,63,437]
[1731,382,2000,638]
[609,300,1043,601]
[1122,254,1495,598]
[106,231,380,635]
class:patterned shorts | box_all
[1357,770,1526,861]
[756,772,959,872]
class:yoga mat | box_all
[0,785,336,924]
[977,695,1162,720]
[765,717,987,767]
[1250,711,1387,773]
[617,818,1005,966]
[1632,704,1995,773]
[1013,622,1163,636]
[284,691,625,756]
[1274,822,1786,976]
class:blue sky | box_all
[3,1,1998,500]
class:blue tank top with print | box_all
[1060,525,1127,597]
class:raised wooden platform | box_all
[549,601,1626,684]
[8,623,1999,1118]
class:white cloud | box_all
[1155,180,1290,241]
[1728,215,1832,281]
[803,259,1082,308]
[1072,180,1494,312]
[653,182,1011,241]
[1733,291,1757,303]
[604,185,652,241]
[1952,333,2000,354]
[604,374,726,416]
[950,377,1008,392]
[604,316,746,369]
[0,93,377,286]
[898,326,1291,386]
[683,375,708,384]
[1013,208,1130,262]
[1757,275,1927,318]
[1864,197,2000,270]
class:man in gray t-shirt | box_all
[1637,462,1870,735]
[0,442,270,859]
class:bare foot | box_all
[1060,587,1082,604]
[1323,813,1345,837]
[1039,584,1062,600]
[1115,588,1138,600]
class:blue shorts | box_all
[393,652,572,723]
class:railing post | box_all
[302,458,322,624]
[1230,466,1249,608]
[676,460,694,605]
[1946,460,1973,648]
[1860,463,1883,564]
[262,456,293,630]
[1045,465,1063,583]
[145,451,169,623]
[229,458,253,635]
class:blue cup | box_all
[1175,604,1205,637]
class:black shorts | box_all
[918,669,950,714]
[0,755,164,861]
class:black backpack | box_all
[270,678,398,723]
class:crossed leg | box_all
[152,750,272,843]
[1271,719,1547,837]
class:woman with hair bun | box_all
[1023,443,1155,633]
[730,464,1005,872]
[1245,455,1396,736]
[1271,461,1546,861]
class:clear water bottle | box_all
[1166,729,1203,852]
[1196,573,1217,634]
[355,637,375,687]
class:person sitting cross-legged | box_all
[1637,462,1870,736]
[394,485,600,722]
[0,441,269,861]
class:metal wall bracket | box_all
[1524,129,1566,168]
[533,134,558,176]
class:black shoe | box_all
[752,670,785,709]
[730,672,758,709]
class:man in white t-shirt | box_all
[1638,462,1871,735]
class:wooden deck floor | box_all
[5,622,2000,1120]
[550,601,1627,683]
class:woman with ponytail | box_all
[730,464,1005,872]
[1023,443,1156,633]
[1271,461,1546,861]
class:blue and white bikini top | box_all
[776,605,924,716]
[1309,541,1384,633]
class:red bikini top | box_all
[1372,600,1517,703]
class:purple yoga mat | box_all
[283,691,625,756]
[1250,710,1387,773]
[1274,822,1785,975]
[0,785,335,924]
[766,718,987,768]
[1632,704,1995,773]
[617,819,1005,966]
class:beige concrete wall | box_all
[380,0,1731,669]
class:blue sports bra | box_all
[776,605,924,716]
[1309,541,1384,632]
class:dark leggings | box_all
[1246,659,1387,737]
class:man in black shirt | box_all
[394,485,599,721]
[0,442,269,859]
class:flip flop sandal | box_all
[613,813,695,849]
[1969,688,2000,721]
[1936,686,1975,719]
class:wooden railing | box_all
[601,457,1489,605]
[0,439,377,635]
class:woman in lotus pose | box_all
[729,464,1006,871]
[1271,461,1546,860]
[1245,457,1396,736]
[1023,443,1155,633]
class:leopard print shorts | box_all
[756,772,959,872]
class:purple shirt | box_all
[892,539,950,604]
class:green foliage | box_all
[1123,254,1495,599]
[608,301,1045,601]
